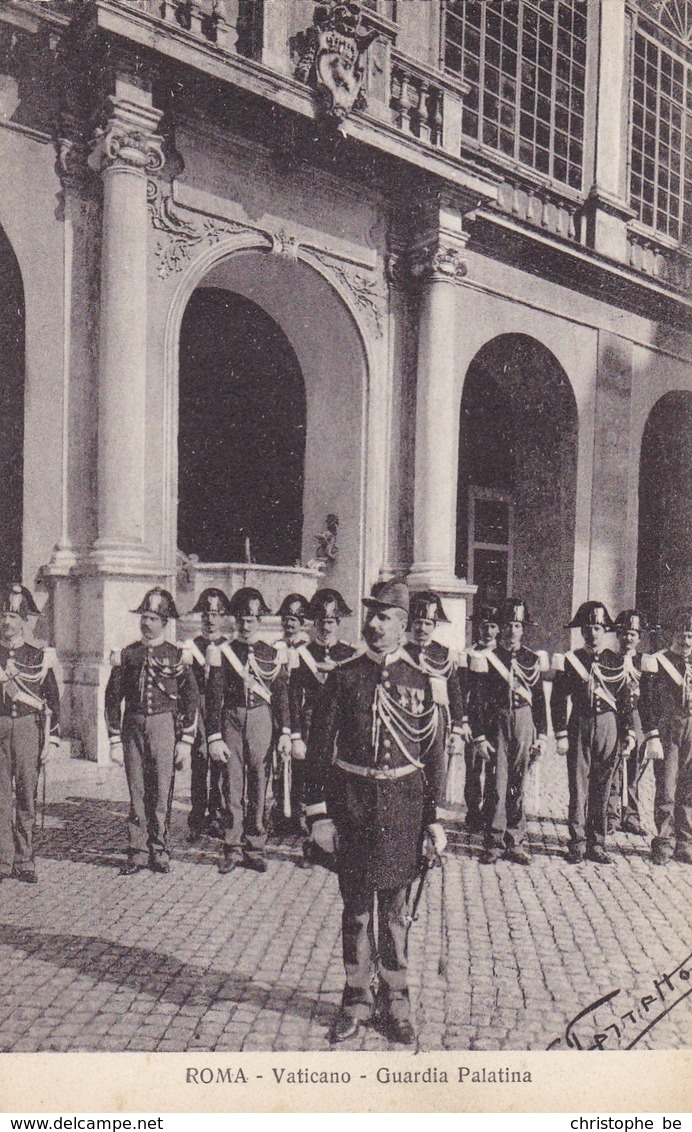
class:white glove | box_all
[644,737,665,762]
[474,739,495,762]
[311,818,339,854]
[291,738,307,761]
[209,738,230,764]
[277,733,292,760]
[459,722,473,744]
[447,732,464,758]
[532,736,548,759]
[174,741,192,772]
[109,741,125,767]
[621,734,636,758]
[424,822,447,859]
[556,736,569,757]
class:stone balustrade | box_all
[627,227,692,295]
[122,0,241,52]
[496,178,580,242]
[389,56,444,147]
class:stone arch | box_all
[636,389,692,623]
[456,333,579,650]
[164,237,377,612]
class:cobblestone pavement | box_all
[0,747,690,1053]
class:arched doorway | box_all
[636,390,692,623]
[173,250,370,614]
[178,287,306,565]
[456,334,578,650]
[0,225,24,580]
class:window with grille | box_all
[629,17,692,244]
[443,0,587,190]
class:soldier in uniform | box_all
[182,588,232,843]
[463,604,500,832]
[639,607,692,866]
[206,587,292,874]
[305,578,447,1045]
[105,587,199,875]
[468,598,548,865]
[552,601,635,865]
[287,589,356,837]
[606,610,647,837]
[272,593,312,831]
[0,584,60,884]
[275,594,312,666]
[404,591,468,765]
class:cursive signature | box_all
[548,950,692,1050]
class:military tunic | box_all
[0,642,60,876]
[183,634,226,836]
[639,649,692,857]
[105,640,198,865]
[606,651,644,830]
[469,644,548,850]
[206,637,290,859]
[462,644,496,830]
[305,647,446,1020]
[285,640,356,825]
[551,647,633,852]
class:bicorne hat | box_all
[131,587,179,621]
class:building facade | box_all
[0,0,690,760]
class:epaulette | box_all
[469,652,488,674]
[456,649,468,668]
[536,649,550,673]
[206,643,222,667]
[640,653,659,674]
[109,648,122,667]
[448,646,460,666]
[552,652,565,672]
[41,646,56,669]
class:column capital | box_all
[409,237,469,284]
[90,96,165,176]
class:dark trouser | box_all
[464,746,495,826]
[339,870,411,1022]
[486,705,534,851]
[0,714,41,875]
[220,704,273,858]
[653,715,692,857]
[188,729,223,832]
[122,712,176,865]
[567,711,619,851]
[607,750,642,827]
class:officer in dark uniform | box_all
[606,609,647,837]
[182,588,232,843]
[305,578,447,1045]
[405,591,468,765]
[552,601,635,865]
[105,587,199,875]
[463,604,500,832]
[206,587,292,874]
[469,598,548,865]
[287,589,356,836]
[0,584,60,884]
[639,607,692,866]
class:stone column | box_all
[89,77,165,569]
[583,0,635,260]
[406,203,476,648]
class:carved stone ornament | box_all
[311,249,385,337]
[89,98,166,176]
[147,181,247,278]
[410,242,468,283]
[293,1,379,125]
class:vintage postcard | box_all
[0,0,690,1115]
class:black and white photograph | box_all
[0,0,690,1110]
